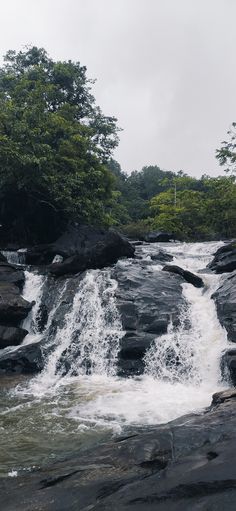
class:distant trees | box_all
[216,122,236,173]
[0,46,119,243]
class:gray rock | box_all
[0,282,32,324]
[114,259,186,376]
[163,265,204,288]
[208,242,236,273]
[0,325,28,349]
[212,271,236,341]
[0,340,44,374]
[2,393,236,510]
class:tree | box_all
[0,46,119,243]
[216,122,236,172]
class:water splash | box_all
[28,270,123,395]
[1,249,27,265]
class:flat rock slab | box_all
[2,394,236,510]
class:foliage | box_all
[216,123,236,173]
[0,46,119,243]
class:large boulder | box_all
[144,231,174,243]
[0,325,28,349]
[208,242,236,273]
[150,250,173,263]
[25,226,135,276]
[212,271,236,342]
[114,259,186,376]
[162,264,204,288]
[0,261,25,289]
[3,392,236,510]
[0,282,32,324]
[221,349,236,386]
[0,340,44,374]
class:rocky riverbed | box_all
[1,231,236,510]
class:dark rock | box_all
[144,231,174,243]
[162,265,204,288]
[212,388,236,405]
[119,332,155,360]
[151,250,174,263]
[3,394,236,510]
[25,226,134,276]
[212,271,236,341]
[114,259,186,376]
[221,349,236,385]
[0,340,44,374]
[0,282,32,324]
[0,252,7,262]
[0,261,25,289]
[0,325,28,349]
[208,242,236,273]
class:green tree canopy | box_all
[0,46,119,243]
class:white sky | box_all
[1,0,236,176]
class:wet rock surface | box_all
[162,265,204,288]
[114,258,186,376]
[25,225,135,275]
[2,394,236,510]
[144,231,175,243]
[212,271,236,342]
[208,242,236,273]
[0,340,44,374]
[0,325,28,349]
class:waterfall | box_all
[27,270,123,395]
[1,249,27,265]
[13,241,231,428]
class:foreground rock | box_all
[221,349,236,386]
[114,259,186,376]
[212,271,236,342]
[162,265,204,288]
[208,242,236,273]
[144,230,174,243]
[0,282,32,324]
[0,340,44,374]
[24,225,135,276]
[0,326,28,349]
[2,391,236,510]
[0,261,25,289]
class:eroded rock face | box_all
[212,271,236,342]
[24,226,135,276]
[0,340,44,374]
[2,393,236,510]
[0,260,32,353]
[0,282,32,324]
[114,259,186,376]
[208,242,236,273]
[0,261,25,289]
[0,325,28,349]
[162,264,204,288]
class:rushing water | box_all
[0,241,232,477]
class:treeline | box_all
[109,162,236,240]
[0,46,235,244]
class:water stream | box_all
[0,241,231,477]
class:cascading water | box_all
[0,241,232,477]
[1,249,27,265]
[28,271,123,395]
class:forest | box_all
[0,46,236,244]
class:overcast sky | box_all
[1,0,236,176]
